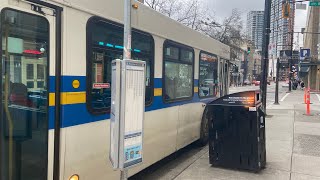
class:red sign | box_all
[93,83,110,89]
[23,50,42,55]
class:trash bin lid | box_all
[208,90,261,107]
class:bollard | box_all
[306,88,311,116]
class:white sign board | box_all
[110,59,146,170]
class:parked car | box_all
[254,81,260,86]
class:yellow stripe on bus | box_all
[194,87,199,93]
[49,87,197,106]
[49,92,86,106]
[49,93,55,106]
[61,92,86,105]
[154,88,162,96]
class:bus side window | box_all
[199,52,218,98]
[86,17,154,114]
[163,41,194,102]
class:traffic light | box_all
[247,47,251,54]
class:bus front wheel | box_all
[199,107,211,146]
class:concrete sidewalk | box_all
[173,90,320,180]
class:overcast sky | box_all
[206,0,264,20]
[204,0,308,47]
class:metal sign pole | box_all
[124,0,131,60]
[122,0,131,179]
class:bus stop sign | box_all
[110,59,146,170]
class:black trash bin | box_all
[207,90,266,172]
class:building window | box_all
[87,17,154,114]
[163,41,194,102]
[199,52,218,98]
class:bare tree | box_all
[145,0,180,18]
[144,0,164,11]
[145,1,246,46]
[202,9,245,46]
[144,0,209,31]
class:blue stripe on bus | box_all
[49,76,86,93]
[49,76,55,93]
[154,78,162,88]
[62,76,87,92]
[61,104,110,128]
[47,76,213,129]
[49,107,55,129]
[47,94,215,129]
[49,76,198,93]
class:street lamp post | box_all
[261,0,272,113]
[289,0,296,92]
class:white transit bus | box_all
[0,0,230,179]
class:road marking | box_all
[280,93,290,102]
[316,94,320,102]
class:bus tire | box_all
[199,107,210,146]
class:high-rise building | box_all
[270,0,295,55]
[247,11,264,51]
[269,0,295,79]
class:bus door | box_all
[219,59,230,96]
[219,59,224,96]
[0,2,62,180]
[224,61,230,95]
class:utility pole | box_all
[274,0,280,104]
[121,0,131,179]
[261,0,272,113]
[274,58,280,104]
[288,0,295,92]
[244,50,249,82]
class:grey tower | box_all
[247,11,264,51]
